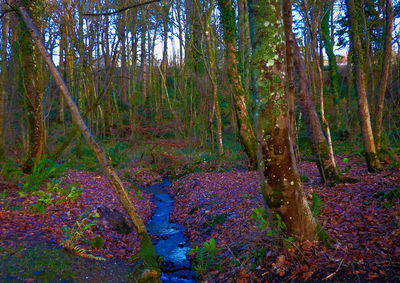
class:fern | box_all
[63,243,106,261]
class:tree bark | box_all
[141,9,147,109]
[217,0,257,169]
[18,0,44,173]
[346,0,382,172]
[374,0,393,152]
[237,0,251,94]
[0,9,9,158]
[293,37,341,182]
[248,0,325,242]
[282,0,298,161]
[12,1,160,280]
[321,3,341,128]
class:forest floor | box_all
[0,151,399,281]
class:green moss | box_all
[365,151,383,172]
[264,183,284,208]
[316,222,333,247]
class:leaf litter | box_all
[0,155,399,281]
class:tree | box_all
[217,0,257,169]
[248,0,325,241]
[346,0,383,172]
[0,5,9,158]
[18,0,45,173]
[321,1,341,128]
[374,0,393,152]
[195,0,224,156]
[293,36,341,182]
[12,0,161,281]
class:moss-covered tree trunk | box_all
[217,0,257,169]
[58,18,65,125]
[141,9,147,109]
[321,4,341,129]
[346,0,382,172]
[293,37,340,182]
[196,0,223,156]
[248,0,321,241]
[237,0,251,94]
[0,10,9,158]
[19,0,44,173]
[13,1,160,281]
[374,0,393,152]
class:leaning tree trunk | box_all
[18,0,44,174]
[346,0,382,172]
[374,0,393,152]
[293,37,341,182]
[13,1,160,281]
[217,0,257,169]
[248,0,326,242]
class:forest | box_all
[0,0,399,282]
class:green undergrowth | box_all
[0,242,133,282]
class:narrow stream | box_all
[144,178,197,282]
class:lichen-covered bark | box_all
[13,1,160,280]
[18,0,44,173]
[374,0,393,152]
[217,0,257,168]
[293,37,340,182]
[248,0,320,241]
[346,0,382,172]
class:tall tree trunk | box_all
[237,0,251,94]
[119,0,128,104]
[58,20,65,124]
[141,10,147,109]
[248,0,325,242]
[346,0,382,172]
[161,2,170,76]
[293,37,341,182]
[129,14,138,140]
[217,0,257,169]
[18,0,44,173]
[13,1,161,281]
[0,10,9,158]
[321,3,341,128]
[195,0,223,156]
[374,0,393,152]
[282,0,298,161]
[103,0,112,137]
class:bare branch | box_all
[83,0,161,16]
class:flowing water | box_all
[144,178,197,282]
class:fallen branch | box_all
[323,258,344,280]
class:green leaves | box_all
[188,238,221,275]
[251,206,267,231]
[310,193,324,218]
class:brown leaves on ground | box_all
[168,155,400,281]
[0,170,156,259]
[1,155,399,281]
